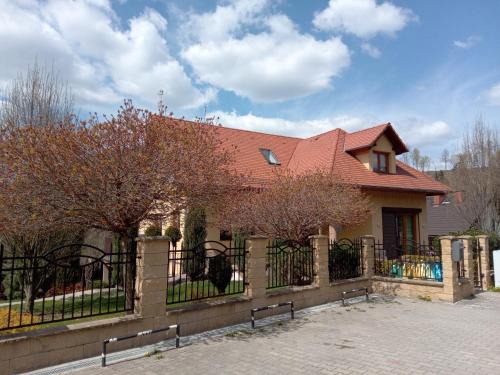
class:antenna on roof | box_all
[157,89,166,116]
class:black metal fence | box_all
[266,240,315,289]
[471,238,482,288]
[374,241,443,282]
[0,242,136,332]
[166,240,246,305]
[329,238,363,281]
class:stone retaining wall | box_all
[0,234,476,374]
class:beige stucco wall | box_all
[337,189,428,243]
[354,134,397,174]
[355,149,371,170]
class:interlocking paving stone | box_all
[25,292,500,375]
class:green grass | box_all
[167,280,244,305]
[6,290,126,326]
[488,287,500,292]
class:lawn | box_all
[167,280,244,305]
[1,290,126,333]
[0,280,246,333]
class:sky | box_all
[1,0,499,165]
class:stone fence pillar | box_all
[310,235,329,288]
[477,235,491,289]
[134,236,170,320]
[246,236,268,299]
[361,235,375,279]
[440,236,458,301]
[440,236,474,302]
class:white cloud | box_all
[0,0,213,110]
[181,0,268,44]
[361,42,381,58]
[485,82,500,106]
[182,5,351,102]
[453,35,481,49]
[397,119,452,147]
[210,111,367,137]
[313,0,415,39]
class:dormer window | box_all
[260,148,280,165]
[372,151,389,173]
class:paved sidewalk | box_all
[31,292,500,375]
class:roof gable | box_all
[344,123,408,155]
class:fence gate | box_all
[472,238,483,290]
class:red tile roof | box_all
[177,120,449,195]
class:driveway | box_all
[31,292,500,375]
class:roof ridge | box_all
[303,128,341,139]
[168,116,304,140]
[346,122,389,135]
[330,129,343,174]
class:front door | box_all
[382,208,421,258]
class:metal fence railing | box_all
[166,240,246,305]
[0,242,136,332]
[266,240,315,289]
[374,240,442,282]
[329,238,363,282]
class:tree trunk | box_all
[23,266,38,315]
[120,227,138,312]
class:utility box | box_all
[452,240,464,262]
[494,250,500,287]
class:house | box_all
[147,122,450,248]
[426,192,470,243]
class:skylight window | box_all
[260,148,281,165]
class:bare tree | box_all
[411,148,421,169]
[0,60,73,128]
[0,62,78,313]
[419,155,431,172]
[447,118,500,234]
[216,171,371,243]
[1,101,240,308]
[441,149,450,170]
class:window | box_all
[372,151,389,173]
[259,148,280,165]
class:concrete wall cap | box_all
[439,235,455,240]
[247,235,268,240]
[476,235,489,239]
[135,235,171,242]
[456,235,472,239]
[309,234,329,239]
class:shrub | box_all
[144,225,162,237]
[207,255,232,294]
[164,226,182,246]
[328,247,361,281]
[183,207,207,281]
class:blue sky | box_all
[1,0,499,165]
